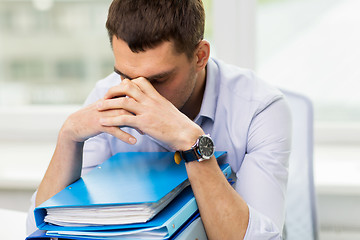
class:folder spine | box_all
[164,194,198,237]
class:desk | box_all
[0,208,27,240]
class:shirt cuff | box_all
[26,190,38,236]
[243,204,283,240]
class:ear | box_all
[194,40,210,71]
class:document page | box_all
[44,180,189,227]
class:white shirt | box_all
[27,58,291,239]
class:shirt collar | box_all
[194,57,218,123]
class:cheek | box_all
[155,77,191,106]
[155,81,182,100]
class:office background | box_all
[0,0,359,239]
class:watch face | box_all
[198,135,215,159]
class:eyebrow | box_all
[114,67,131,79]
[113,66,176,82]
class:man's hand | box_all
[61,99,137,145]
[36,84,140,207]
[97,77,204,151]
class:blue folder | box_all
[27,211,203,240]
[27,187,203,240]
[33,151,229,237]
[27,176,232,240]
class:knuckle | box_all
[121,115,131,125]
[135,77,146,85]
[114,115,124,123]
[122,78,131,83]
[116,109,128,116]
[121,79,132,90]
[108,85,119,94]
[116,96,129,107]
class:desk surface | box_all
[0,208,28,240]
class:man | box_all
[27,0,291,239]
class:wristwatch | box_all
[175,134,215,163]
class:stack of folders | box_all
[27,151,231,240]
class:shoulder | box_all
[211,58,284,114]
[93,72,120,97]
[83,72,120,106]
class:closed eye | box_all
[114,66,174,83]
[114,67,132,80]
[119,74,127,80]
[148,76,170,84]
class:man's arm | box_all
[35,133,83,207]
[34,74,289,239]
[235,98,291,235]
[186,98,291,239]
[98,78,291,239]
[186,156,250,239]
[35,101,137,207]
[97,77,249,238]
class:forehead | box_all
[112,37,189,78]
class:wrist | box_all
[59,116,84,144]
[58,127,84,149]
[176,125,204,151]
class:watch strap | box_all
[180,149,200,163]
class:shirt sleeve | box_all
[81,80,113,174]
[244,205,282,240]
[235,97,292,239]
[26,190,38,236]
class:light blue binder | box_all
[174,216,207,240]
[34,151,229,235]
[28,172,232,240]
[30,187,200,239]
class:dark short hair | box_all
[106,0,205,59]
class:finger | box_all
[100,108,134,118]
[131,77,160,97]
[104,79,143,100]
[99,114,138,128]
[100,110,143,135]
[103,126,137,145]
[98,96,141,115]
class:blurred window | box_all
[0,0,114,106]
[9,59,44,81]
[55,59,85,81]
[257,0,360,123]
[0,0,213,188]
[0,0,213,106]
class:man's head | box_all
[106,0,209,118]
[106,0,205,60]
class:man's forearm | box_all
[35,131,84,207]
[186,157,249,239]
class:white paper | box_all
[44,180,189,227]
